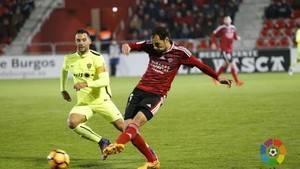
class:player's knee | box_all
[67,118,81,129]
[67,113,86,129]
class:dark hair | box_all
[151,26,170,40]
[76,29,90,36]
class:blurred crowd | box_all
[0,0,35,52]
[257,0,300,48]
[127,0,242,40]
[264,0,292,19]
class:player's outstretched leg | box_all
[103,123,139,156]
[132,134,159,168]
[137,160,160,169]
[132,134,160,169]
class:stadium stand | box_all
[0,0,35,54]
[8,0,299,55]
[24,0,135,54]
[257,0,300,48]
[127,0,242,44]
[1,0,240,55]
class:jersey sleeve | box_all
[62,56,68,71]
[128,41,147,51]
[211,26,223,45]
[181,55,219,80]
[213,26,223,37]
[60,56,68,91]
[86,55,109,88]
[93,54,106,69]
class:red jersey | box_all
[212,24,238,53]
[129,41,219,96]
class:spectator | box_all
[225,0,239,23]
[108,40,120,76]
[180,23,190,38]
[98,27,112,52]
[129,14,142,33]
[85,24,97,51]
[265,0,278,19]
[292,0,300,9]
[127,0,241,40]
[0,0,35,51]
[277,0,292,18]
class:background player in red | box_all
[211,16,244,86]
[103,26,232,169]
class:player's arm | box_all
[122,41,146,55]
[211,26,224,49]
[60,66,72,102]
[183,56,232,87]
[73,64,109,91]
[87,66,109,87]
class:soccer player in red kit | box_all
[211,16,244,86]
[103,26,232,169]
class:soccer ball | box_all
[47,149,70,169]
[268,148,278,157]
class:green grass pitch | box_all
[0,73,299,169]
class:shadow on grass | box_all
[71,157,139,169]
[0,155,45,162]
[0,155,141,169]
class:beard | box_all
[78,46,89,54]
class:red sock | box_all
[231,66,239,83]
[132,134,157,162]
[116,123,139,144]
[217,66,226,76]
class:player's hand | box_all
[218,78,233,88]
[122,43,131,55]
[61,90,72,102]
[237,36,241,40]
[74,82,88,91]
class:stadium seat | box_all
[286,18,296,28]
[256,38,267,48]
[268,37,278,47]
[279,37,290,47]
[263,19,274,29]
[260,28,269,37]
[195,0,209,7]
[199,39,209,49]
[259,1,300,49]
[0,0,35,55]
[274,19,286,29]
[292,10,300,18]
[272,28,281,37]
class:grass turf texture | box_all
[0,73,299,169]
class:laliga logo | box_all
[260,138,287,167]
